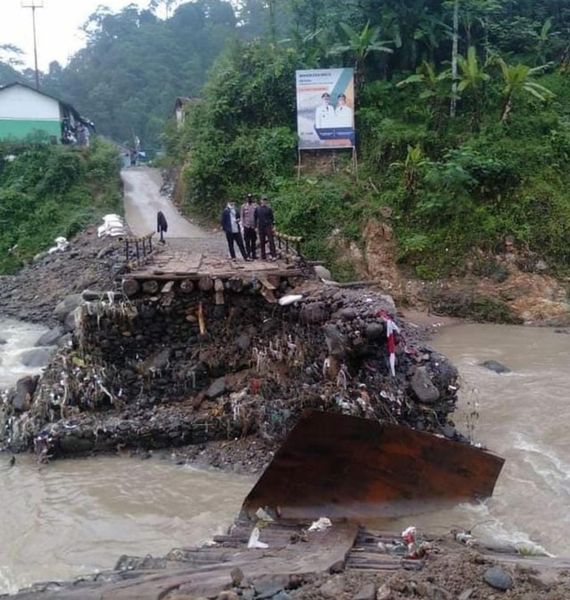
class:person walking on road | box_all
[241,193,258,260]
[221,201,248,261]
[257,196,277,261]
[157,210,168,243]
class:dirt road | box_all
[122,167,209,238]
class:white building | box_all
[0,82,84,143]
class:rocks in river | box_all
[12,375,39,412]
[483,566,513,591]
[480,360,511,374]
[20,348,54,368]
[36,327,63,347]
[0,336,7,345]
[410,366,440,404]
[53,294,83,322]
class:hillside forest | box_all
[1,0,570,291]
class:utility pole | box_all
[450,0,459,117]
[21,0,44,90]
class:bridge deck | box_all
[122,237,305,281]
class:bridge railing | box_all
[124,233,155,266]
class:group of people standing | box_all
[221,194,277,261]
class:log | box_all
[142,280,159,294]
[122,279,140,297]
[198,276,214,292]
[180,279,195,293]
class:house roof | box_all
[0,82,85,123]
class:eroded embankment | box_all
[1,272,459,467]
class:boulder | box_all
[57,334,73,348]
[300,301,329,324]
[483,566,513,591]
[236,333,251,352]
[20,348,54,368]
[53,294,83,322]
[206,376,226,399]
[143,348,170,373]
[322,324,348,358]
[411,366,440,404]
[481,360,511,374]
[353,582,376,600]
[0,336,7,345]
[314,265,332,281]
[319,575,345,599]
[364,323,384,341]
[64,307,82,332]
[12,375,39,412]
[36,327,63,347]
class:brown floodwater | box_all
[0,455,254,594]
[1,320,569,594]
[390,323,570,556]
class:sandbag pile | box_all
[98,214,126,238]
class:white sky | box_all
[0,0,149,70]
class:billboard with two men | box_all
[295,68,355,150]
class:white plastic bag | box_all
[247,527,268,549]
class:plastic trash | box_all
[47,236,70,254]
[255,507,275,523]
[278,294,303,306]
[247,527,268,549]
[308,517,333,532]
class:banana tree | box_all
[533,18,559,65]
[456,46,490,126]
[498,60,554,123]
[397,61,451,125]
[328,20,393,85]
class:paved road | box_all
[122,167,209,238]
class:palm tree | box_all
[498,60,554,122]
[328,21,393,84]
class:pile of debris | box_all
[0,278,461,463]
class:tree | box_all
[328,20,393,84]
[498,59,554,122]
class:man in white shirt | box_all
[334,94,353,128]
[315,93,335,129]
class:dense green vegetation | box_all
[0,139,121,274]
[166,0,570,279]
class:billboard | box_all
[296,68,355,150]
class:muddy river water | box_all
[0,320,569,593]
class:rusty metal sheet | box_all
[242,411,505,520]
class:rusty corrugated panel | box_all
[242,411,505,520]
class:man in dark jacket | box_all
[221,201,248,260]
[256,196,277,261]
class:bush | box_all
[0,139,121,274]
